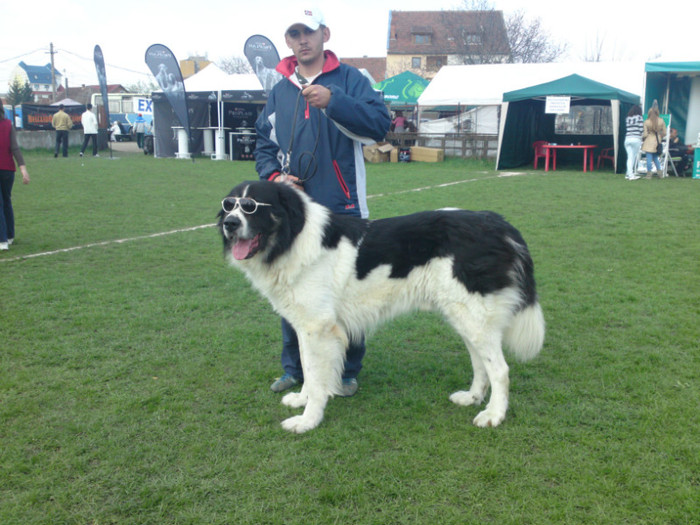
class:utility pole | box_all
[49,42,57,102]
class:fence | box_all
[386,132,499,159]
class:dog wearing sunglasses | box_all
[218,180,545,434]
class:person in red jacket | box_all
[254,6,390,395]
[0,100,30,251]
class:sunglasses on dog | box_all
[221,196,272,214]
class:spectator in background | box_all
[668,128,690,176]
[0,99,30,251]
[641,104,666,177]
[392,111,406,133]
[624,104,643,180]
[51,104,73,158]
[133,113,146,149]
[110,121,121,142]
[80,103,99,157]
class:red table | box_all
[542,144,597,172]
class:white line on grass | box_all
[0,172,528,263]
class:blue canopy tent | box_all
[644,60,700,144]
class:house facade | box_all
[386,10,511,79]
[11,61,63,103]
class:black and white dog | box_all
[218,180,545,434]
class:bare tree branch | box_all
[217,56,253,75]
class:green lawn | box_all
[1,148,698,524]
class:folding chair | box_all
[533,140,547,169]
[597,147,615,169]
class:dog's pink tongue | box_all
[232,238,256,260]
[232,239,253,260]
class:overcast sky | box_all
[1,0,696,90]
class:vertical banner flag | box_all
[145,44,191,149]
[93,45,111,129]
[244,35,283,93]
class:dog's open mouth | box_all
[232,233,262,260]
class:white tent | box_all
[419,105,498,135]
[183,64,262,92]
[50,98,83,106]
[418,61,644,108]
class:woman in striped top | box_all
[624,105,643,180]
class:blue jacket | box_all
[255,51,390,217]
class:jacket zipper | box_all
[333,160,351,199]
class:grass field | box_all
[1,147,698,524]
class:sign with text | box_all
[545,96,571,114]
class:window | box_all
[466,33,482,45]
[554,105,613,136]
[411,57,421,69]
[426,56,447,71]
[414,34,431,45]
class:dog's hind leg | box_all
[468,337,509,428]
[443,304,510,427]
[280,323,346,434]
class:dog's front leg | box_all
[281,324,346,434]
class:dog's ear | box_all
[265,183,305,263]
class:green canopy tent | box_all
[644,60,700,144]
[496,74,640,173]
[373,71,429,109]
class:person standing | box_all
[51,104,73,158]
[392,111,406,133]
[641,105,666,177]
[624,104,643,180]
[79,103,99,157]
[133,113,146,149]
[254,6,391,395]
[0,100,30,251]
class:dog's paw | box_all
[449,390,483,407]
[281,415,319,434]
[281,392,308,408]
[473,408,505,428]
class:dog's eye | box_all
[239,198,257,213]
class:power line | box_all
[0,48,48,64]
[57,47,152,78]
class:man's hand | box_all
[302,85,331,109]
[273,173,304,190]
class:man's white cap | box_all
[286,6,326,32]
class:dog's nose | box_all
[223,214,241,233]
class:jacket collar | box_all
[275,50,340,80]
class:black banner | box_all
[244,35,283,93]
[21,104,84,131]
[93,45,111,129]
[145,44,191,147]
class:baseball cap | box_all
[286,6,325,32]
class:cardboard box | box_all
[390,147,398,163]
[410,146,445,163]
[363,142,394,163]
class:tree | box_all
[217,56,253,75]
[6,78,33,106]
[126,80,159,94]
[506,9,568,63]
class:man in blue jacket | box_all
[255,6,390,396]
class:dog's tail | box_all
[504,301,545,362]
